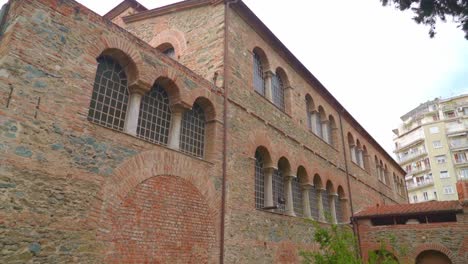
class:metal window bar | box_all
[88,56,129,131]
[180,103,205,158]
[309,187,319,220]
[254,151,265,209]
[273,169,285,213]
[292,177,303,217]
[335,196,343,223]
[271,74,285,110]
[137,84,172,145]
[253,52,265,95]
[322,189,331,222]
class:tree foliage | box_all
[300,221,402,264]
[380,0,468,39]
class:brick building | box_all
[354,181,468,264]
[0,0,411,263]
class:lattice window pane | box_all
[255,151,265,209]
[322,189,331,222]
[292,177,303,217]
[309,187,319,220]
[180,103,205,158]
[253,52,265,95]
[137,84,172,145]
[335,197,343,223]
[271,74,285,110]
[88,56,129,131]
[273,169,285,213]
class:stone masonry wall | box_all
[120,3,226,88]
[0,0,223,263]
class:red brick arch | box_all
[96,148,220,263]
[412,243,456,263]
[150,29,187,58]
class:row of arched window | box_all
[88,54,207,158]
[254,146,348,223]
[253,47,404,198]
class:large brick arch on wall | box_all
[412,243,456,263]
[95,148,220,263]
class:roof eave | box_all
[104,0,148,20]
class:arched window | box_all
[272,169,285,213]
[271,73,285,110]
[309,186,319,220]
[137,84,172,145]
[328,115,337,147]
[292,176,303,217]
[88,56,129,131]
[336,187,346,223]
[156,43,176,58]
[254,151,265,209]
[180,103,205,158]
[348,134,357,163]
[253,51,265,95]
[306,95,314,130]
[322,187,331,222]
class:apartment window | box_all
[464,107,468,116]
[443,185,454,195]
[423,192,428,201]
[440,171,449,179]
[432,140,442,149]
[435,155,446,164]
[88,56,129,131]
[460,168,468,179]
[454,152,467,164]
[444,111,455,119]
[429,126,439,134]
[413,195,418,203]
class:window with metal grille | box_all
[88,56,129,130]
[273,169,285,213]
[292,177,303,217]
[309,187,319,220]
[253,52,265,95]
[180,103,205,158]
[271,74,285,110]
[254,151,265,209]
[335,196,343,223]
[137,84,172,145]
[322,189,331,222]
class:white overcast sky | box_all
[2,0,467,157]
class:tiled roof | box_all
[353,201,463,218]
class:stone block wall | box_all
[0,0,223,263]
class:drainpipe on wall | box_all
[338,109,362,259]
[220,0,239,263]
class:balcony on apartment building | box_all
[407,177,434,191]
[406,163,431,176]
[395,129,425,152]
[454,155,468,165]
[450,140,468,151]
[398,148,427,164]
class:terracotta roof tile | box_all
[354,201,462,218]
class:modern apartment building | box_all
[393,94,468,203]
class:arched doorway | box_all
[416,250,452,264]
[109,175,215,263]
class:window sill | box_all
[307,130,339,152]
[253,90,291,118]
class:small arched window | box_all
[253,51,265,95]
[271,73,285,110]
[273,169,285,213]
[254,151,265,209]
[157,43,176,58]
[137,84,172,145]
[305,95,314,130]
[88,56,129,131]
[180,103,205,158]
[292,176,303,217]
[309,186,319,220]
[322,188,331,222]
